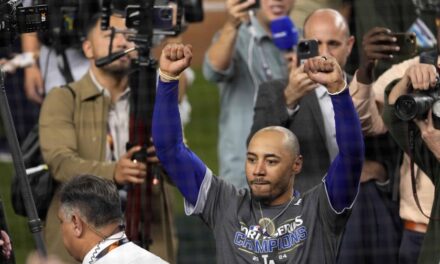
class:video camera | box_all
[101,0,203,35]
[35,0,102,50]
[95,0,203,68]
[395,79,440,129]
[125,3,181,35]
[0,0,48,47]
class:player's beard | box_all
[249,177,292,205]
[251,191,273,205]
[249,183,276,205]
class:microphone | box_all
[270,16,299,52]
[95,47,136,68]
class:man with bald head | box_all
[303,9,354,68]
[246,126,302,206]
[152,43,364,263]
[250,8,355,192]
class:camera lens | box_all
[395,93,435,121]
[395,95,418,121]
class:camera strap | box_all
[56,50,74,83]
[408,123,439,221]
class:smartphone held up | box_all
[392,32,417,57]
[297,39,319,66]
[240,0,260,10]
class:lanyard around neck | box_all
[94,237,129,262]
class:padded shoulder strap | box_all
[62,84,76,98]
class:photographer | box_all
[347,25,439,263]
[382,63,440,264]
[39,13,176,263]
[21,0,98,104]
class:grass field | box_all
[0,68,219,263]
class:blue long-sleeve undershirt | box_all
[152,79,364,211]
[325,88,364,212]
[152,80,206,205]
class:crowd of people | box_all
[0,0,439,263]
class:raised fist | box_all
[159,43,193,79]
[304,56,345,94]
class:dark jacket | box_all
[249,77,353,193]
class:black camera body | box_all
[0,0,48,47]
[36,0,101,49]
[126,5,174,32]
[395,80,440,129]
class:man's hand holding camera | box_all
[389,63,438,105]
[402,64,438,90]
[388,63,440,161]
[304,56,346,94]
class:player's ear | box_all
[292,155,303,175]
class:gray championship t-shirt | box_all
[185,169,350,264]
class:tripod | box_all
[97,0,183,250]
[0,70,46,260]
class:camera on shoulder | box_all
[0,0,48,47]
